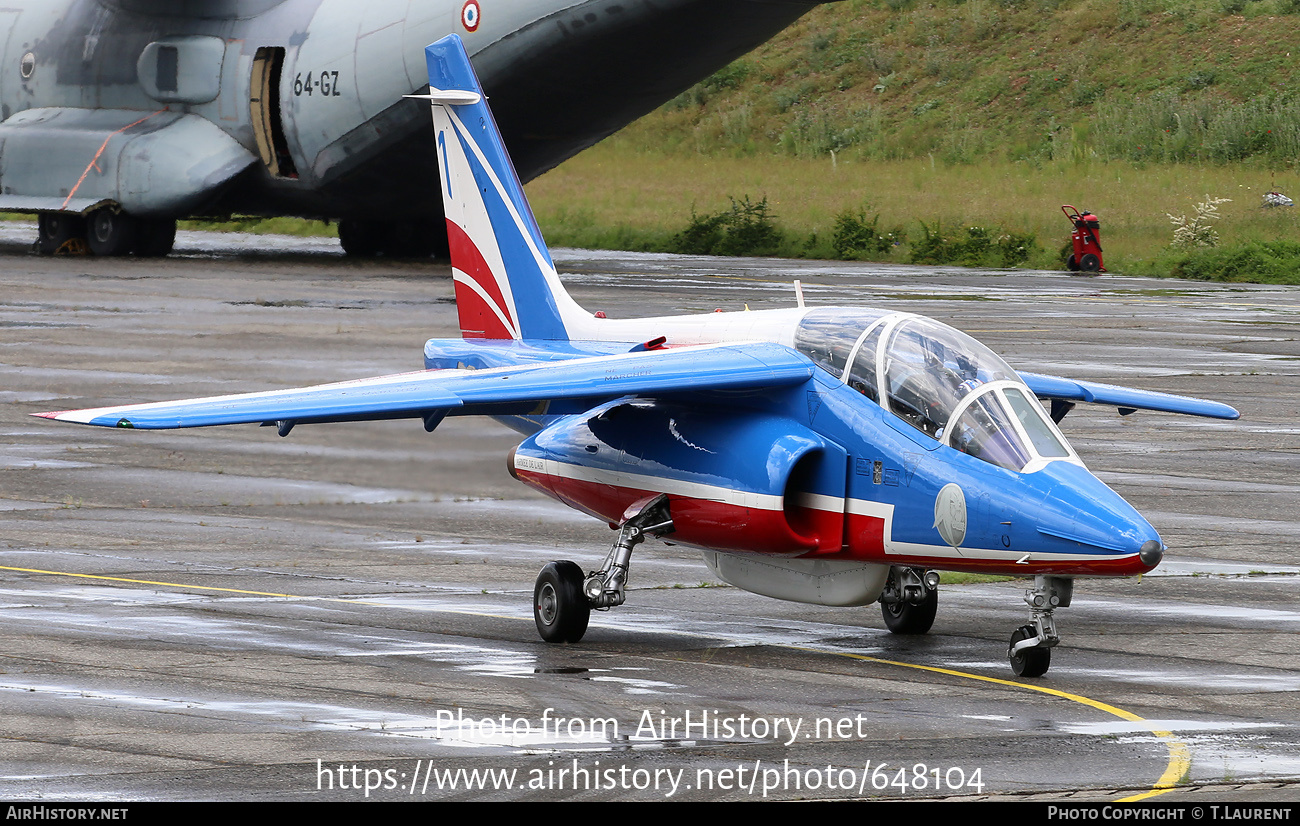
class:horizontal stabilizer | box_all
[404,89,482,106]
[36,343,815,431]
[1021,372,1240,420]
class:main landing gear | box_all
[533,561,589,643]
[1008,575,1072,678]
[338,218,450,259]
[879,566,939,634]
[37,209,176,257]
[532,494,674,644]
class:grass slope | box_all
[618,0,1300,166]
[526,0,1300,281]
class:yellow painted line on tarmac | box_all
[0,565,310,599]
[5,563,1188,800]
[0,565,413,612]
[0,564,530,622]
[788,647,1189,802]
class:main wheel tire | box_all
[133,218,177,258]
[534,561,590,643]
[1009,624,1051,678]
[338,219,385,257]
[1079,253,1101,273]
[383,220,437,258]
[37,213,87,255]
[1066,253,1080,272]
[86,209,138,256]
[881,569,938,634]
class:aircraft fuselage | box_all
[0,0,826,236]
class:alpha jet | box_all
[38,35,1240,677]
[0,0,830,258]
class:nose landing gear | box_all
[1008,575,1072,677]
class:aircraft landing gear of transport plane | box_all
[37,209,176,257]
[1008,575,1073,678]
[880,566,939,634]
[338,218,450,259]
[37,213,87,256]
[533,494,674,644]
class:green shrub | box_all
[1169,240,1300,283]
[670,196,783,257]
[910,221,1040,267]
[831,208,902,259]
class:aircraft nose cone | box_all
[1140,539,1165,567]
[1029,461,1163,572]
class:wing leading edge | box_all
[35,343,815,431]
[1020,372,1240,420]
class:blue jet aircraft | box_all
[38,35,1240,677]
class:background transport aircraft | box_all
[38,35,1241,678]
[0,0,831,259]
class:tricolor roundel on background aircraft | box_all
[462,1,481,32]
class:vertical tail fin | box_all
[422,35,582,341]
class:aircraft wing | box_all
[35,343,815,431]
[1020,371,1240,420]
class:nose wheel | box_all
[1007,575,1072,677]
[1009,624,1051,677]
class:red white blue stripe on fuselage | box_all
[509,452,1155,577]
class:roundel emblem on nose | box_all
[934,483,967,548]
[462,1,481,31]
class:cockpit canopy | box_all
[794,308,1077,473]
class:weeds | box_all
[180,216,336,237]
[667,60,752,109]
[670,196,783,256]
[909,221,1040,267]
[616,0,1300,167]
[1091,94,1300,165]
[1168,195,1231,248]
[1169,239,1300,283]
[831,207,902,259]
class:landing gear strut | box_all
[880,566,939,634]
[1008,575,1072,678]
[531,494,674,644]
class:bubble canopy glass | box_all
[794,308,1077,472]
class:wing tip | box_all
[33,410,103,425]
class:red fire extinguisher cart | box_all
[1062,205,1104,273]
